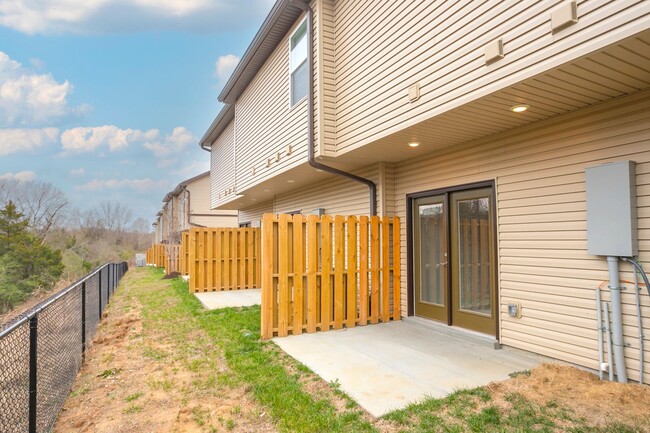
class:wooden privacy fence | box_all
[261,213,401,340]
[181,231,190,276]
[146,243,182,273]
[188,227,261,293]
[146,244,166,268]
[166,244,181,274]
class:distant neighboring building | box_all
[153,172,238,243]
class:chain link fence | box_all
[0,262,128,433]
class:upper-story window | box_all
[290,19,308,106]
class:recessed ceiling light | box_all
[408,142,420,148]
[287,180,295,183]
[511,104,529,113]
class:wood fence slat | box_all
[381,216,390,323]
[333,215,345,330]
[278,214,291,336]
[346,216,357,328]
[370,216,380,324]
[359,216,369,325]
[321,215,332,332]
[189,233,196,292]
[225,229,232,290]
[293,214,304,335]
[307,215,318,333]
[261,215,274,339]
[247,229,254,288]
[206,229,213,291]
[198,229,206,293]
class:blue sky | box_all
[0,0,275,223]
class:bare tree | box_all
[130,217,153,250]
[0,179,68,240]
[96,201,133,234]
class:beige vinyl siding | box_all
[239,201,274,226]
[187,175,213,215]
[190,214,239,228]
[395,89,650,383]
[210,121,236,209]
[234,2,324,193]
[274,165,380,216]
[238,163,396,225]
[318,0,337,156]
[333,0,650,155]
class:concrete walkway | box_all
[194,289,261,309]
[273,317,549,417]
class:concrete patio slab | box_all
[273,317,550,417]
[194,289,261,310]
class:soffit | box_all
[335,30,650,166]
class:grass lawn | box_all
[56,267,649,433]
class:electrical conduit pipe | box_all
[607,256,628,383]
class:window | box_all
[290,19,308,106]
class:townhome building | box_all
[201,0,650,384]
[153,172,238,243]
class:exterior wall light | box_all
[511,104,529,113]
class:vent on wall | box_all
[484,38,504,64]
[408,83,420,102]
[551,0,578,33]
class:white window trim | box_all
[289,17,308,108]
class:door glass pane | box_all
[457,197,491,315]
[419,203,445,305]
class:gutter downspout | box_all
[295,0,377,216]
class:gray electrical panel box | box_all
[585,161,637,257]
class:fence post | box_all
[28,314,38,433]
[81,281,86,360]
[98,268,102,317]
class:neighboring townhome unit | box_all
[157,171,239,243]
[202,0,650,384]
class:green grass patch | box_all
[128,268,375,433]
[125,392,144,402]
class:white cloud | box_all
[215,54,240,85]
[77,177,171,193]
[69,168,85,177]
[60,125,194,157]
[0,127,59,155]
[60,125,157,153]
[142,126,195,158]
[0,0,276,35]
[0,51,88,127]
[0,170,37,182]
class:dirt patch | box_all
[489,363,650,427]
[54,273,276,433]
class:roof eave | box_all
[199,105,235,149]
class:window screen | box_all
[290,19,308,106]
